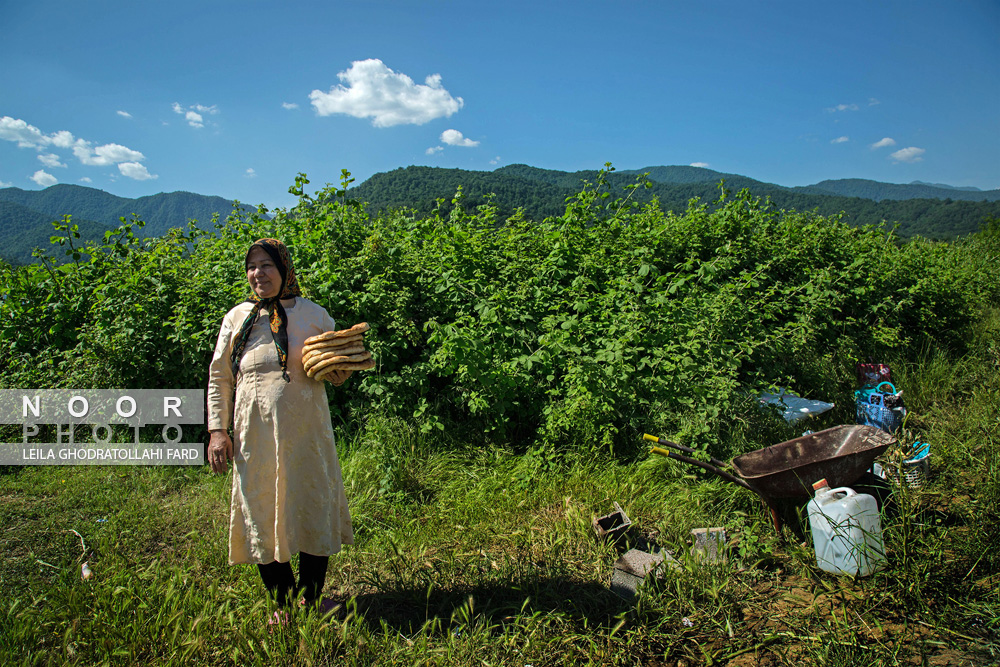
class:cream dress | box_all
[207,297,354,565]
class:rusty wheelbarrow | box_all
[646,425,895,535]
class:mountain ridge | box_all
[3,167,999,265]
[0,185,255,264]
[348,164,1000,240]
[793,178,1000,202]
[910,180,982,192]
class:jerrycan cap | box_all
[812,478,830,493]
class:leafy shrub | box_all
[2,169,996,458]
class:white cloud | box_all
[868,98,881,106]
[173,102,216,128]
[0,116,151,178]
[117,110,133,119]
[440,129,479,147]
[31,170,57,187]
[889,147,925,163]
[0,116,47,148]
[49,130,75,148]
[79,177,92,183]
[831,136,849,144]
[0,179,13,187]
[489,156,501,165]
[282,102,299,110]
[426,146,443,155]
[117,162,157,180]
[310,58,463,127]
[245,168,257,178]
[870,137,896,150]
[825,103,859,112]
[690,162,710,168]
[0,119,78,153]
[73,141,145,166]
[38,153,66,168]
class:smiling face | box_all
[246,246,283,299]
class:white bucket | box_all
[807,479,887,576]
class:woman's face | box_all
[246,247,282,299]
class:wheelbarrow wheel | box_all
[765,498,807,541]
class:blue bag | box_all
[855,382,905,433]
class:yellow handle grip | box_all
[643,433,660,443]
[650,446,671,457]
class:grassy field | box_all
[1,325,998,666]
[2,189,998,665]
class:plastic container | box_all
[890,446,930,488]
[899,456,929,487]
[807,479,887,576]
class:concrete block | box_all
[592,502,631,545]
[691,527,727,562]
[610,548,680,601]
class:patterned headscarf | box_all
[230,238,302,382]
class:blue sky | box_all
[1,0,998,210]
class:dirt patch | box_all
[724,571,992,666]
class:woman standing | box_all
[206,238,353,623]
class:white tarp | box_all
[757,388,835,423]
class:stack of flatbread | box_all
[302,322,375,382]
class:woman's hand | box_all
[326,369,353,386]
[208,429,233,473]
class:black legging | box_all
[257,552,329,607]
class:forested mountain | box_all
[620,165,759,187]
[910,180,983,192]
[3,167,997,266]
[0,185,254,264]
[354,167,575,220]
[0,200,105,265]
[794,178,1000,202]
[349,165,1000,240]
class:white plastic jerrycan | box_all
[807,478,887,576]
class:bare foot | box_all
[267,609,290,632]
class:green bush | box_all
[2,170,997,458]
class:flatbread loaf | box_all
[314,358,376,380]
[303,345,366,371]
[304,322,370,345]
[302,334,364,357]
[307,351,373,377]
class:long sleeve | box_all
[207,311,236,431]
[320,309,336,336]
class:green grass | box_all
[2,337,999,666]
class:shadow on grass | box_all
[343,574,630,633]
